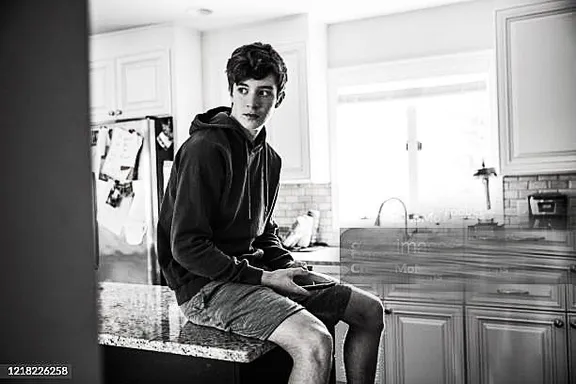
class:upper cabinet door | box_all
[496,1,576,175]
[266,44,311,182]
[115,50,171,120]
[90,59,116,123]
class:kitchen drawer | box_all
[465,283,566,310]
[379,283,465,304]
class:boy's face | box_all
[230,74,278,133]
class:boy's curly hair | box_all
[226,42,288,108]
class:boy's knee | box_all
[361,296,385,332]
[295,324,333,362]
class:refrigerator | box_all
[91,117,174,285]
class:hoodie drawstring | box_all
[246,143,251,220]
[263,148,268,215]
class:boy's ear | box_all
[275,91,285,108]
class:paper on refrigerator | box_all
[96,179,134,236]
[100,127,143,182]
[91,127,109,174]
[123,180,148,246]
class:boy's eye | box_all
[259,90,273,97]
[237,87,248,95]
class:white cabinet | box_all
[90,50,171,122]
[466,307,568,384]
[569,313,576,384]
[266,43,311,181]
[383,302,465,384]
[496,1,576,175]
[201,15,330,182]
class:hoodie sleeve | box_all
[170,139,263,284]
[252,218,295,270]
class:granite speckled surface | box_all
[98,282,276,363]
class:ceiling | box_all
[89,0,476,35]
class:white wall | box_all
[169,26,204,149]
[327,0,546,68]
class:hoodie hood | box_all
[188,106,269,221]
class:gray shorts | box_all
[179,281,353,340]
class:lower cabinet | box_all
[570,313,576,384]
[382,301,465,384]
[466,307,569,384]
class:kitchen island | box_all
[98,282,292,384]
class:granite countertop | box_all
[98,282,276,363]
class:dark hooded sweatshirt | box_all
[157,106,295,305]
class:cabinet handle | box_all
[570,321,576,329]
[384,308,393,315]
[554,319,564,328]
[496,289,530,295]
[115,109,123,116]
[108,110,116,116]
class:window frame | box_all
[328,50,501,231]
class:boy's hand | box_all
[284,260,308,270]
[261,268,311,297]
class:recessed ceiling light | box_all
[185,7,214,16]
[197,8,213,16]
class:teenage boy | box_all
[157,42,384,384]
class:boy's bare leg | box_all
[268,310,333,384]
[341,287,385,384]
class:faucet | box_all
[374,197,410,240]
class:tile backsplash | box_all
[503,173,576,229]
[273,183,335,245]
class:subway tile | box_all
[293,188,305,196]
[528,181,548,190]
[285,196,298,203]
[273,210,286,218]
[508,181,529,190]
[537,175,558,181]
[308,203,320,210]
[313,195,332,203]
[504,190,518,199]
[517,190,533,199]
[518,176,538,181]
[549,180,569,189]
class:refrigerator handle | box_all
[91,171,100,270]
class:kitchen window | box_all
[332,51,501,225]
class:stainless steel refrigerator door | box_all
[94,118,160,284]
